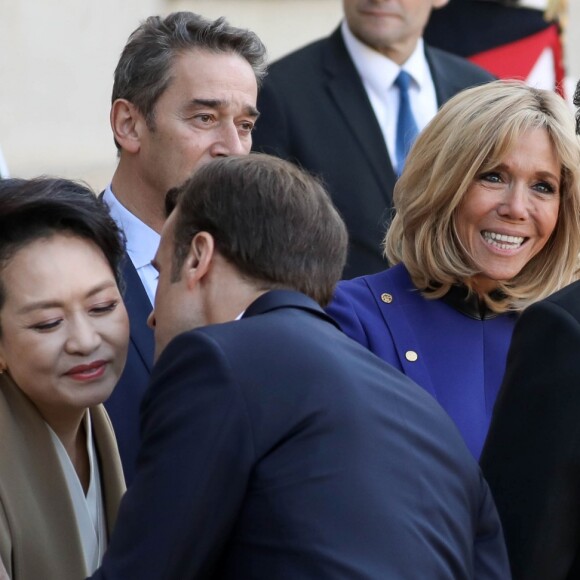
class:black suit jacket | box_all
[104,255,154,484]
[425,0,550,57]
[252,27,494,279]
[481,280,580,579]
[93,290,509,579]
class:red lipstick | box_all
[65,360,107,381]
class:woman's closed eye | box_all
[29,319,62,332]
[90,301,119,315]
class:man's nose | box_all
[210,124,248,157]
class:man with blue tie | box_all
[91,154,510,579]
[252,0,494,279]
[102,11,266,483]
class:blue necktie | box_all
[394,70,419,175]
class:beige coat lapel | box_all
[0,375,125,578]
[91,404,126,536]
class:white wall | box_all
[0,0,166,186]
[170,0,342,61]
[0,0,344,189]
[0,0,577,190]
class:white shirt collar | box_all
[341,21,430,92]
[102,185,160,270]
[47,412,107,574]
[340,20,438,170]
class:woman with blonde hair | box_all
[327,80,580,459]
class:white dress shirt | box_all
[341,21,438,170]
[103,186,160,304]
[47,413,107,575]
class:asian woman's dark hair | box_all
[0,177,125,315]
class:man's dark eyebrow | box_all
[191,98,223,109]
[245,105,260,118]
[190,99,259,118]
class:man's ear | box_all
[432,0,449,9]
[184,232,215,288]
[110,99,144,154]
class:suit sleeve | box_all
[473,471,511,580]
[91,331,255,580]
[480,300,580,580]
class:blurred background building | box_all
[1,0,578,190]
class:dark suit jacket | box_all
[252,27,495,279]
[104,255,154,484]
[425,0,550,57]
[481,280,580,580]
[92,290,509,579]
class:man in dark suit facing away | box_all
[480,86,580,580]
[91,154,509,579]
[480,279,580,580]
[252,0,494,279]
[102,11,266,482]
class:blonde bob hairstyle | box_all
[384,80,580,313]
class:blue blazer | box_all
[252,27,494,279]
[105,254,154,484]
[92,290,509,579]
[326,264,517,459]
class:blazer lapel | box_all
[364,267,438,398]
[0,376,88,578]
[91,406,126,536]
[98,190,155,372]
[322,28,397,206]
[426,45,470,105]
[120,255,155,372]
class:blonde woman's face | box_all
[455,128,561,294]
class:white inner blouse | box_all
[46,412,107,574]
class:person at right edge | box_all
[480,83,580,580]
[326,80,580,461]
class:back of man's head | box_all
[112,11,267,134]
[171,154,348,306]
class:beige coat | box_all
[0,374,125,579]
